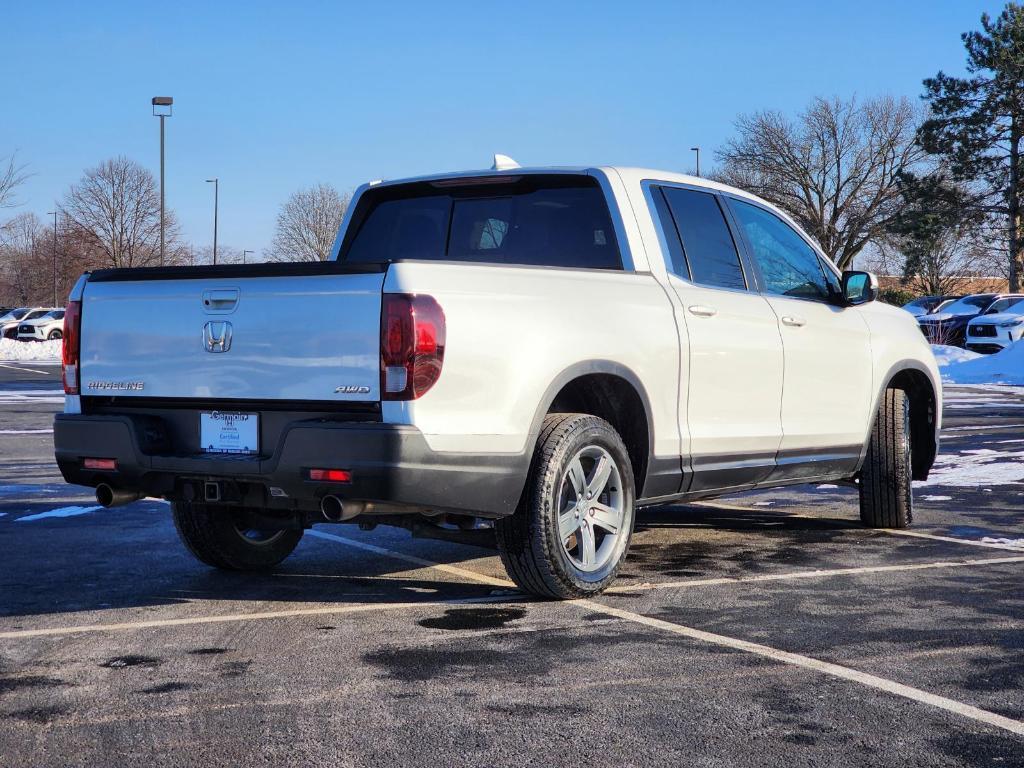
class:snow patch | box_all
[0,338,62,362]
[931,344,981,367]
[938,341,1024,386]
[16,505,103,522]
[0,428,53,435]
[914,448,1024,488]
[981,536,1024,548]
[816,484,839,489]
[920,495,952,501]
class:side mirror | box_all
[841,270,877,306]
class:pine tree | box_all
[920,4,1024,290]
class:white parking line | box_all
[0,593,523,640]
[0,361,51,375]
[695,501,1024,552]
[307,529,513,587]
[578,600,1024,736]
[606,555,1024,593]
[309,532,1024,737]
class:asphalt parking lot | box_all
[1,362,1023,766]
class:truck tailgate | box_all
[79,265,384,402]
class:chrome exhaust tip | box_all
[320,494,345,522]
[95,483,142,508]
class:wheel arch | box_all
[526,361,656,498]
[860,360,940,481]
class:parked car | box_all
[16,309,66,341]
[54,162,941,599]
[965,295,1024,353]
[1,308,55,340]
[0,307,33,332]
[916,294,1001,347]
[902,295,960,317]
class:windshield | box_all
[341,175,622,270]
[905,297,938,309]
[984,297,1024,315]
[0,308,29,323]
[936,295,995,316]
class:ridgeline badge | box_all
[87,381,145,391]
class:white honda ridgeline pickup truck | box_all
[54,162,941,599]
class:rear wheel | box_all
[859,388,913,528]
[172,500,302,570]
[496,413,635,599]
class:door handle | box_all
[688,305,718,318]
[781,315,806,327]
[202,288,239,313]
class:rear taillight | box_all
[62,299,82,395]
[380,294,445,400]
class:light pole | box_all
[691,146,701,177]
[47,210,57,307]
[152,97,173,266]
[206,178,219,265]
[241,249,254,264]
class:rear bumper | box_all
[54,413,527,518]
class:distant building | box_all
[877,275,1010,295]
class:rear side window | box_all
[731,200,833,301]
[342,176,622,270]
[658,186,746,290]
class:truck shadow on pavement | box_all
[0,501,946,622]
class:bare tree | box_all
[0,152,31,210]
[267,184,349,262]
[0,212,48,305]
[62,156,179,269]
[715,95,924,270]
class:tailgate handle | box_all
[202,288,239,313]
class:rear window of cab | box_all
[339,175,622,270]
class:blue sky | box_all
[0,0,1002,258]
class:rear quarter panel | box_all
[382,261,681,459]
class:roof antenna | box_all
[491,153,521,171]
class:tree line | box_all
[0,154,349,306]
[4,4,1024,305]
[717,4,1024,295]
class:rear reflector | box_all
[83,458,117,471]
[308,468,352,483]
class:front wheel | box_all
[172,501,303,570]
[496,413,635,599]
[859,388,913,528]
[47,329,62,340]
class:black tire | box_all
[496,413,635,599]
[172,500,303,570]
[859,388,913,528]
[47,329,62,340]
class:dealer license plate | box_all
[200,412,258,454]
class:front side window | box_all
[984,297,1024,314]
[818,256,842,295]
[342,176,621,270]
[731,200,832,301]
[659,186,746,290]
